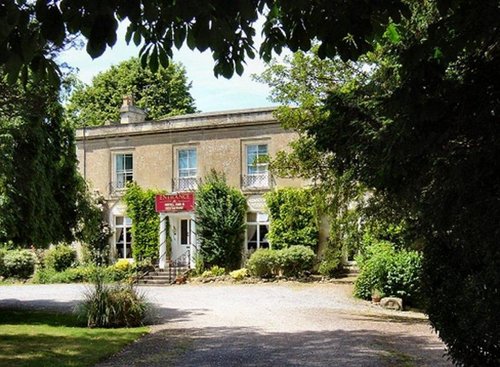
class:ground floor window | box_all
[246,212,270,252]
[115,216,132,259]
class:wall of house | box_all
[75,108,306,196]
[75,107,316,261]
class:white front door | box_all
[171,216,191,265]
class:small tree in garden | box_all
[74,186,112,266]
[195,171,247,270]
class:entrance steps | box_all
[136,266,189,286]
[329,261,359,284]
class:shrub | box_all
[113,259,132,272]
[354,241,423,306]
[33,266,92,284]
[318,248,343,278]
[1,249,36,279]
[192,253,205,276]
[105,262,134,282]
[200,265,226,278]
[0,249,6,276]
[229,268,248,280]
[45,244,77,272]
[246,249,279,278]
[265,188,319,250]
[195,171,247,270]
[279,245,315,277]
[78,272,148,328]
[247,246,315,278]
[386,250,423,305]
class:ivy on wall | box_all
[123,182,167,261]
[265,188,319,250]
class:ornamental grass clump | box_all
[78,271,148,328]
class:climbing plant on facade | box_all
[123,182,165,261]
[265,188,319,251]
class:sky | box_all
[59,22,278,113]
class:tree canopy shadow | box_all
[96,325,452,367]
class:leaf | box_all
[384,23,400,44]
[86,38,107,59]
[149,46,159,73]
[133,30,142,46]
[158,46,169,68]
[173,25,186,49]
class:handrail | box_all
[168,248,190,284]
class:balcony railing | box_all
[172,177,199,192]
[241,172,272,190]
[109,181,128,196]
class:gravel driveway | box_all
[0,283,452,366]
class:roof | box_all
[75,107,279,140]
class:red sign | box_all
[155,192,195,213]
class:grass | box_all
[0,309,149,367]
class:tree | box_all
[255,1,500,363]
[255,48,368,274]
[303,4,499,366]
[0,0,408,82]
[195,171,247,270]
[66,58,196,127]
[0,71,82,248]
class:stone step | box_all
[141,275,172,281]
[329,276,358,285]
[137,279,172,285]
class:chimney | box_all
[120,95,146,124]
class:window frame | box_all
[246,211,270,252]
[113,152,134,190]
[114,216,133,259]
[177,148,197,178]
[246,144,269,176]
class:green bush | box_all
[78,274,148,328]
[318,247,343,278]
[279,245,315,277]
[354,241,423,305]
[247,246,315,278]
[246,249,279,278]
[33,266,92,284]
[200,265,226,277]
[192,253,205,276]
[0,249,5,276]
[45,244,77,272]
[195,171,247,270]
[1,249,36,279]
[265,188,319,250]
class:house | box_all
[75,97,311,268]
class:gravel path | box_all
[0,283,452,366]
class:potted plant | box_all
[371,288,383,303]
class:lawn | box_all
[0,309,149,367]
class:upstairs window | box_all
[244,144,269,188]
[178,148,197,178]
[176,148,197,191]
[114,153,133,189]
